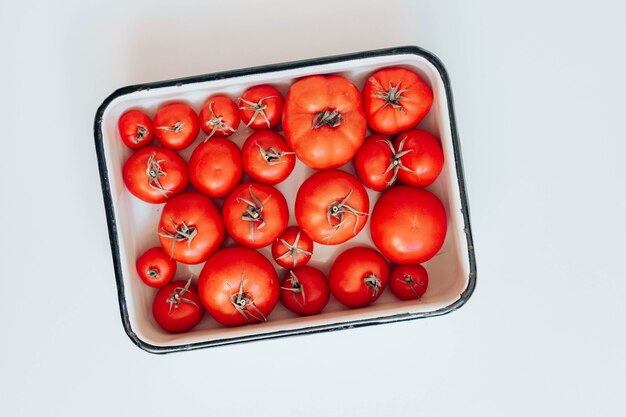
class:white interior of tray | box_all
[100,53,470,347]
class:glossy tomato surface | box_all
[329,247,389,308]
[295,170,369,245]
[280,266,329,316]
[370,186,447,264]
[154,102,200,150]
[389,264,429,300]
[188,138,242,197]
[271,226,314,269]
[118,109,154,149]
[283,75,366,169]
[152,278,204,333]
[158,193,225,264]
[362,67,433,135]
[238,85,283,130]
[122,146,188,204]
[198,95,240,138]
[198,247,279,326]
[223,183,289,249]
[136,247,176,288]
[241,131,295,185]
[394,130,444,188]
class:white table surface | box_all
[1,0,625,415]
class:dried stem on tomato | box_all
[323,189,368,241]
[256,142,295,165]
[166,276,199,315]
[378,136,415,186]
[312,110,343,128]
[238,96,277,128]
[204,102,236,140]
[146,153,170,197]
[227,273,267,323]
[135,124,149,143]
[370,78,410,113]
[159,218,198,257]
[275,230,312,268]
[396,273,425,298]
[364,274,382,297]
[239,187,269,243]
[281,270,306,307]
[157,121,185,132]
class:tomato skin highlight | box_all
[283,74,366,170]
[271,226,314,269]
[188,138,243,198]
[198,247,279,326]
[329,247,389,308]
[118,109,154,150]
[280,266,330,316]
[198,95,240,138]
[295,170,369,245]
[154,102,200,150]
[238,85,284,130]
[370,186,447,264]
[389,264,429,300]
[242,131,295,185]
[136,247,176,288]
[362,67,433,135]
[394,130,444,188]
[152,279,204,333]
[122,146,188,204]
[158,193,225,265]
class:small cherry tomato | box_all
[122,146,188,204]
[223,183,289,249]
[389,264,429,300]
[188,138,243,198]
[241,131,295,185]
[280,266,329,316]
[271,226,314,269]
[238,85,283,130]
[353,134,414,191]
[118,109,154,149]
[394,130,444,188]
[362,67,433,135]
[198,95,240,138]
[329,247,389,308]
[136,247,176,288]
[152,277,204,333]
[154,103,200,150]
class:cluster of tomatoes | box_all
[119,67,447,333]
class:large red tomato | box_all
[329,247,389,308]
[238,85,283,130]
[241,131,295,185]
[152,277,204,333]
[295,170,369,245]
[198,95,240,138]
[362,67,433,135]
[389,264,429,300]
[198,247,279,326]
[158,193,225,264]
[271,226,314,269]
[394,130,444,188]
[370,186,447,264]
[154,102,200,150]
[353,134,414,191]
[280,266,329,316]
[122,146,188,204]
[136,247,176,288]
[118,109,154,149]
[188,138,242,197]
[223,183,289,248]
[283,75,366,170]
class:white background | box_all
[1,0,625,415]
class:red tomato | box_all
[241,131,295,185]
[158,193,225,264]
[136,247,176,288]
[152,277,204,333]
[198,95,240,138]
[118,109,154,149]
[271,226,314,269]
[370,186,447,264]
[122,146,188,204]
[222,183,289,249]
[389,264,429,300]
[198,247,279,326]
[188,138,242,198]
[280,266,329,316]
[353,134,415,191]
[238,85,283,130]
[154,103,200,150]
[295,170,369,245]
[394,130,444,187]
[283,75,366,170]
[362,67,433,135]
[329,247,389,308]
